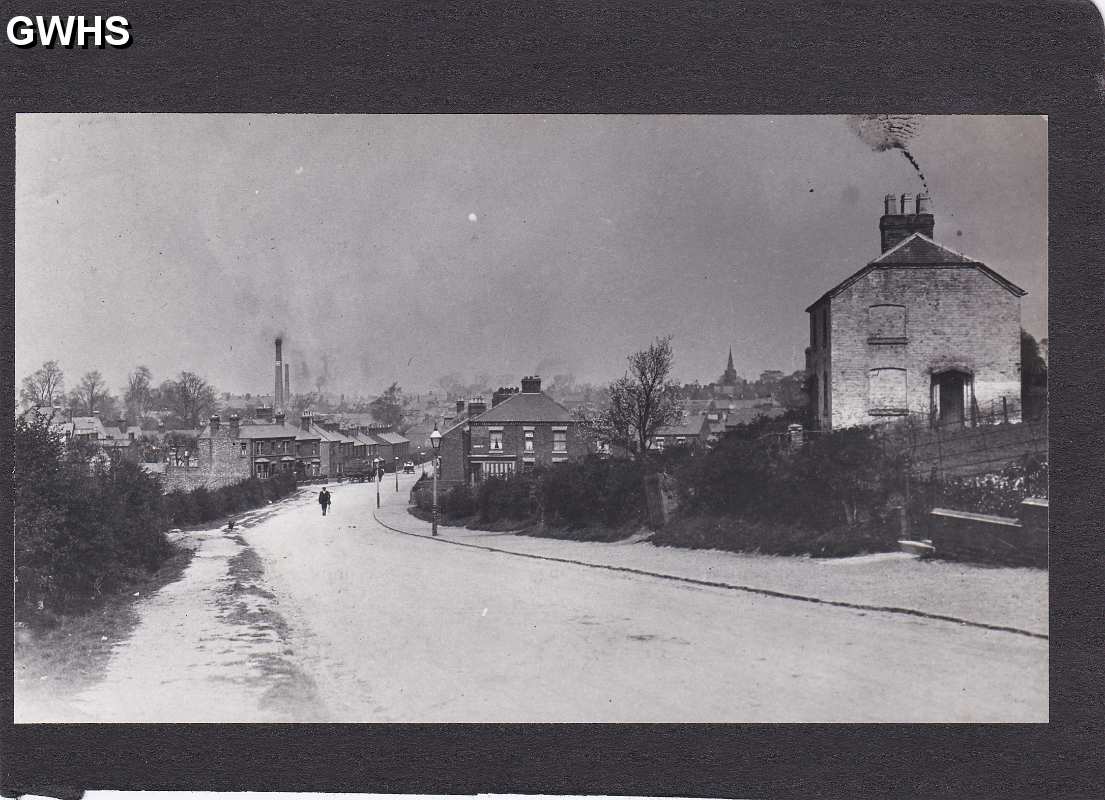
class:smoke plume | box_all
[846,115,929,194]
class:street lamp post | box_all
[429,426,442,537]
[374,457,382,508]
[395,456,399,491]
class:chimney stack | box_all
[116,417,127,435]
[492,386,518,407]
[456,399,466,414]
[300,410,313,431]
[274,337,284,409]
[520,375,542,394]
[275,409,286,426]
[229,413,240,438]
[467,396,487,418]
[209,414,221,435]
[879,191,934,252]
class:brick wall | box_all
[827,267,1021,429]
[438,425,468,483]
[439,420,586,483]
[470,421,587,470]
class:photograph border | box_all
[2,1,1102,797]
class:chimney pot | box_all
[210,414,221,435]
[916,192,932,214]
[879,191,935,252]
[884,193,899,215]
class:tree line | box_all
[20,361,219,429]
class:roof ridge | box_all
[870,231,978,265]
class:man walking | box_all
[318,486,332,516]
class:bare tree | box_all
[75,370,110,415]
[580,336,683,459]
[125,365,154,421]
[170,371,219,428]
[19,360,65,410]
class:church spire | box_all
[721,346,738,385]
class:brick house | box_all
[438,376,587,485]
[806,193,1026,431]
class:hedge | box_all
[14,411,300,622]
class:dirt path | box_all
[16,496,325,723]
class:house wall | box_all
[438,426,468,485]
[827,267,1021,429]
[468,420,587,475]
[164,426,251,492]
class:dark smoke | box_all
[846,115,929,194]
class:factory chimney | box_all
[284,363,290,407]
[274,338,284,409]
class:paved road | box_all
[250,474,1046,722]
[42,471,1046,722]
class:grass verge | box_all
[14,541,195,708]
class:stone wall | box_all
[162,424,251,492]
[929,499,1047,567]
[828,267,1021,429]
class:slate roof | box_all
[71,416,109,438]
[806,233,1027,311]
[374,431,409,445]
[472,391,573,424]
[655,414,708,437]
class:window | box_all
[868,367,907,414]
[822,309,829,346]
[868,304,906,342]
[489,430,504,451]
[524,430,534,452]
[254,441,263,455]
[654,436,665,451]
[552,430,567,453]
[240,442,247,457]
[485,461,515,478]
[823,370,830,416]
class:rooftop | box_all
[472,391,574,424]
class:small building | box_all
[805,192,1026,431]
[650,413,711,452]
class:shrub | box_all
[439,484,472,518]
[539,457,646,529]
[476,474,539,524]
[14,412,173,617]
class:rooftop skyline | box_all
[16,114,1047,397]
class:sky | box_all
[15,114,1047,398]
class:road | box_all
[44,469,1047,723]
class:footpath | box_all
[374,503,1048,638]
